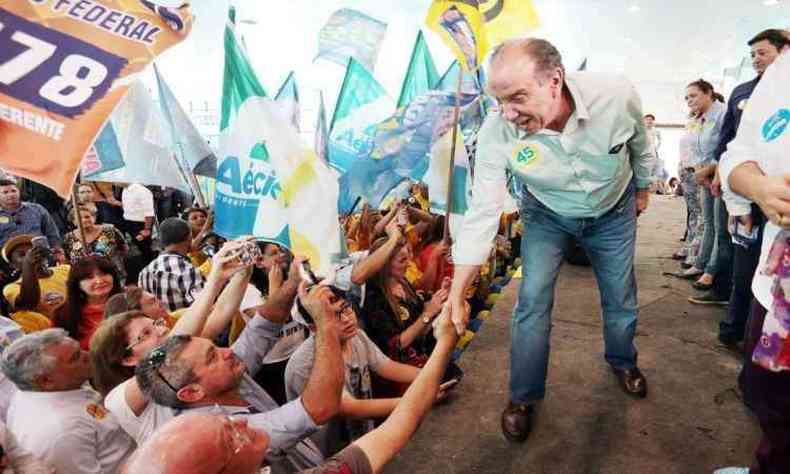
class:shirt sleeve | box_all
[297,445,373,474]
[232,316,284,376]
[452,116,508,266]
[701,108,725,166]
[624,83,655,189]
[359,331,390,372]
[283,337,315,402]
[142,187,156,218]
[714,98,738,163]
[246,398,319,453]
[719,118,759,218]
[36,205,62,248]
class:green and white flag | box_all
[274,71,300,131]
[397,30,439,109]
[214,8,341,273]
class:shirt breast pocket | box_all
[584,129,633,182]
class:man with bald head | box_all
[447,38,655,443]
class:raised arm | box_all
[350,220,404,286]
[170,240,248,337]
[13,248,46,311]
[254,257,302,324]
[297,283,345,424]
[353,307,461,473]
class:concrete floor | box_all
[386,195,760,474]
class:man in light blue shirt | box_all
[447,38,654,443]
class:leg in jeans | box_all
[710,197,733,296]
[510,194,574,405]
[696,186,716,271]
[580,187,639,370]
[720,244,760,343]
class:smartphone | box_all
[31,236,53,269]
[236,241,262,266]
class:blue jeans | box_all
[696,188,729,275]
[511,184,639,404]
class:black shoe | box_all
[612,367,648,398]
[692,281,713,291]
[718,336,745,354]
[501,402,534,443]
[688,293,728,306]
[680,262,693,269]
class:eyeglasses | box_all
[338,300,354,319]
[213,404,253,454]
[126,318,168,352]
[139,346,182,395]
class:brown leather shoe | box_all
[612,367,648,398]
[501,402,534,443]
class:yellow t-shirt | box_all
[10,310,52,333]
[405,260,423,287]
[188,251,209,269]
[3,265,70,319]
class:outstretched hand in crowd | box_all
[207,238,254,282]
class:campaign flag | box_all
[425,128,472,237]
[425,0,540,71]
[436,60,488,136]
[0,1,192,197]
[154,64,216,180]
[339,89,477,212]
[328,57,394,173]
[314,91,329,163]
[274,71,300,131]
[82,81,190,191]
[215,8,342,273]
[316,8,387,72]
[214,8,288,246]
[397,30,440,109]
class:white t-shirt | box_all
[121,184,155,222]
[720,50,790,372]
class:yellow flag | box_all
[481,0,540,46]
[425,0,540,72]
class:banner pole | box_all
[70,182,89,251]
[443,70,464,243]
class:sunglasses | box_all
[139,346,182,395]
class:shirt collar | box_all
[20,386,93,401]
[565,74,591,121]
[0,203,25,214]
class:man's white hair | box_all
[0,328,70,391]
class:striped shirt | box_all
[138,251,205,312]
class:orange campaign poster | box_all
[0,0,193,197]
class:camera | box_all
[235,241,262,266]
[30,236,54,270]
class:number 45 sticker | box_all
[0,9,128,118]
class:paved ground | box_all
[386,195,760,474]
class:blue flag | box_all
[316,8,388,72]
[154,64,217,181]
